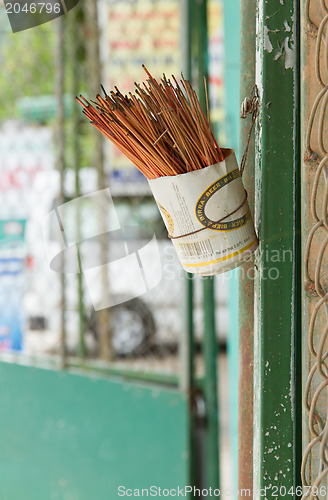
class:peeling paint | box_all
[283,35,295,69]
[264,26,273,52]
[263,13,295,70]
[273,36,295,69]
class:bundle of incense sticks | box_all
[77,65,224,180]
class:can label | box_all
[149,149,258,275]
[195,168,247,231]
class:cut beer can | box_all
[148,149,258,276]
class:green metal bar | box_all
[181,1,199,495]
[196,0,208,105]
[0,351,182,387]
[182,0,193,81]
[181,0,196,394]
[254,0,301,495]
[182,272,199,498]
[68,359,181,387]
[185,274,195,391]
[193,0,220,489]
[238,0,256,496]
[293,2,302,493]
[203,277,220,489]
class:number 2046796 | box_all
[5,3,62,14]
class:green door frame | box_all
[252,0,302,496]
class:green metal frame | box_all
[202,277,220,489]
[185,0,220,491]
[195,0,220,491]
[254,0,302,496]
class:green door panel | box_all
[0,362,189,500]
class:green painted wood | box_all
[0,362,189,500]
[254,0,301,496]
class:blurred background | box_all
[0,0,230,366]
[0,0,241,497]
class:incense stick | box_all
[77,67,224,180]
